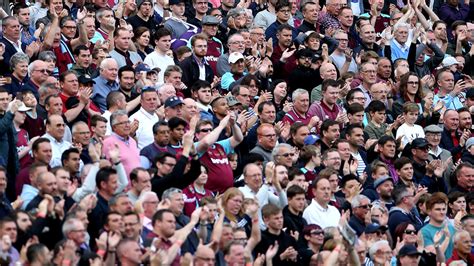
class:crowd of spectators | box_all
[0,0,472,265]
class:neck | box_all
[407,93,415,102]
[429,218,443,227]
[98,190,113,201]
[439,89,448,96]
[169,139,179,146]
[305,161,316,170]
[13,121,20,130]
[365,42,374,49]
[350,144,358,153]
[267,227,280,235]
[308,243,321,253]
[138,12,149,21]
[268,5,275,13]
[323,99,334,109]
[196,13,205,19]
[124,8,133,17]
[340,24,349,32]
[294,108,306,117]
[194,183,205,191]
[315,198,328,208]
[288,205,300,215]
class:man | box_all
[164,96,184,122]
[265,0,298,44]
[317,120,340,154]
[116,238,143,265]
[447,230,474,265]
[180,33,214,89]
[139,191,159,237]
[254,204,299,265]
[337,7,357,48]
[387,186,423,238]
[182,98,199,124]
[91,115,107,144]
[303,177,340,228]
[425,125,452,185]
[434,69,464,111]
[109,27,142,68]
[102,92,127,136]
[389,23,411,62]
[317,0,342,34]
[310,62,337,103]
[200,15,224,74]
[440,109,466,158]
[61,148,81,183]
[12,3,36,46]
[127,0,160,38]
[420,193,456,258]
[308,79,343,122]
[42,115,72,168]
[195,114,243,193]
[163,66,186,98]
[102,110,140,177]
[0,17,29,75]
[71,45,98,78]
[144,27,174,85]
[25,171,57,211]
[298,2,319,33]
[129,89,160,149]
[450,163,474,193]
[344,124,367,177]
[288,48,321,93]
[330,30,357,74]
[247,101,276,150]
[282,89,311,125]
[216,33,245,77]
[221,52,246,91]
[187,0,209,27]
[353,24,383,56]
[90,7,115,43]
[250,124,277,163]
[355,62,378,107]
[348,195,371,236]
[16,138,51,196]
[140,121,175,169]
[127,168,152,205]
[397,245,422,266]
[93,58,120,112]
[376,136,398,181]
[373,175,395,210]
[22,60,50,100]
[0,217,20,263]
[367,241,392,266]
[271,24,297,80]
[283,185,307,237]
[118,66,141,115]
[164,0,190,40]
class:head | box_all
[272,143,294,168]
[292,89,309,115]
[62,218,86,246]
[162,188,184,216]
[96,167,119,197]
[262,204,284,232]
[46,114,65,141]
[257,123,277,150]
[243,163,263,192]
[99,58,119,82]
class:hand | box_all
[54,199,65,220]
[245,200,259,218]
[433,230,444,246]
[336,111,348,124]
[253,254,265,266]
[1,235,11,252]
[79,87,92,105]
[265,38,273,56]
[108,142,121,164]
[11,197,23,210]
[453,80,468,95]
[384,27,393,41]
[279,246,298,261]
[9,99,22,114]
[218,113,231,128]
[88,142,100,163]
[283,101,293,113]
[182,130,194,150]
[157,198,171,210]
[281,48,296,62]
[321,44,329,63]
[460,129,470,147]
[190,207,202,225]
[266,241,279,260]
[344,48,353,62]
[289,230,299,241]
[77,7,87,22]
[107,231,122,249]
[0,43,5,60]
[129,119,139,136]
[44,194,55,214]
[265,161,275,183]
[38,198,49,216]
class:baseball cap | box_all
[228,52,245,64]
[398,245,422,257]
[374,176,394,189]
[466,137,474,149]
[9,101,31,112]
[442,56,459,67]
[165,96,184,108]
[296,48,314,59]
[202,15,220,25]
[135,63,151,74]
[226,95,241,107]
[365,223,388,234]
[210,96,225,107]
[424,125,443,134]
[411,138,429,149]
[78,75,95,84]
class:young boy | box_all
[396,102,425,147]
[365,100,389,139]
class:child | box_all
[365,100,389,139]
[396,102,425,147]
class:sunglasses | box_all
[404,229,417,235]
[358,204,372,209]
[199,128,212,133]
[279,153,295,158]
[310,230,324,236]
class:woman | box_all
[38,51,59,79]
[133,27,154,60]
[447,191,466,219]
[221,188,251,234]
[270,79,291,121]
[240,74,261,106]
[4,53,29,98]
[299,224,325,266]
[393,222,418,247]
[392,72,423,118]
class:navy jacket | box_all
[0,38,26,75]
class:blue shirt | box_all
[420,222,456,259]
[92,76,119,112]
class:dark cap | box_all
[135,63,151,74]
[165,96,184,108]
[398,245,422,257]
[341,174,360,188]
[304,135,320,145]
[364,223,388,234]
[202,15,220,25]
[467,88,474,99]
[169,0,185,5]
[296,48,314,59]
[411,138,429,149]
[78,75,95,84]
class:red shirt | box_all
[320,101,340,121]
[201,143,234,193]
[205,39,222,75]
[282,108,311,125]
[182,185,214,217]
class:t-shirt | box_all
[196,139,234,193]
[396,123,425,147]
[420,222,456,259]
[16,128,29,169]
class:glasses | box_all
[115,121,130,126]
[76,131,90,135]
[64,26,77,30]
[278,153,294,158]
[404,229,417,235]
[407,81,419,85]
[34,69,52,74]
[310,230,324,235]
[358,204,372,209]
[261,134,277,138]
[199,128,213,133]
[336,38,348,42]
[279,9,291,13]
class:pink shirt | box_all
[102,134,140,181]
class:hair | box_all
[110,110,128,127]
[118,65,135,79]
[351,194,370,208]
[286,185,306,199]
[191,33,208,47]
[26,243,47,263]
[392,186,412,205]
[291,89,308,102]
[322,148,339,162]
[163,65,182,79]
[367,100,386,113]
[32,137,51,153]
[378,135,396,146]
[9,52,29,71]
[153,152,176,166]
[454,162,474,185]
[59,70,77,83]
[91,114,107,127]
[130,167,148,182]
[271,143,293,162]
[108,192,129,208]
[321,79,340,93]
[361,51,379,63]
[368,240,390,260]
[96,167,117,190]
[257,101,275,115]
[402,102,419,114]
[346,88,364,103]
[345,124,363,138]
[299,145,319,164]
[452,20,467,32]
[394,157,412,171]
[425,192,448,211]
[95,7,113,21]
[150,209,172,226]
[277,23,293,34]
[318,167,338,180]
[162,187,183,201]
[62,217,81,236]
[261,204,281,219]
[175,46,190,57]
[117,238,139,259]
[399,72,423,102]
[195,119,213,132]
[60,147,80,164]
[448,191,466,217]
[221,188,244,216]
[154,27,172,42]
[290,122,307,136]
[371,160,388,175]
[432,20,447,31]
[320,120,339,138]
[132,26,150,42]
[346,103,364,115]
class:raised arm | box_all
[195,114,230,153]
[229,112,244,148]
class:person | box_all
[180,33,214,89]
[129,89,160,149]
[92,58,120,112]
[303,177,341,228]
[144,27,174,84]
[388,186,423,238]
[396,103,425,147]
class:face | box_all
[112,115,131,137]
[348,128,364,147]
[323,125,340,143]
[450,197,466,213]
[305,36,321,50]
[99,10,115,28]
[265,212,284,231]
[275,165,289,188]
[443,110,459,131]
[250,28,265,45]
[230,59,245,74]
[360,25,376,44]
[277,29,293,48]
[425,132,441,147]
[324,151,341,169]
[68,221,86,245]
[115,196,133,214]
[47,115,65,141]
[13,110,27,125]
[258,126,277,150]
[394,26,409,43]
[313,178,331,203]
[33,142,53,164]
[457,166,474,190]
[260,104,276,124]
[459,111,472,131]
[244,165,263,191]
[225,245,245,266]
[55,169,71,195]
[165,71,183,90]
[157,212,176,238]
[119,70,135,92]
[139,1,153,17]
[212,98,229,116]
[141,91,159,113]
[132,170,152,193]
[275,146,294,167]
[84,17,96,39]
[361,64,377,85]
[155,35,172,53]
[337,142,351,161]
[137,30,150,47]
[39,172,57,195]
[294,92,309,114]
[31,61,50,83]
[3,18,20,41]
[193,39,208,58]
[107,213,124,232]
[13,59,29,79]
[377,180,394,199]
[377,59,392,79]
[397,163,414,181]
[102,174,119,196]
[0,172,6,195]
[157,156,177,176]
[121,241,143,264]
[101,60,118,82]
[338,9,353,27]
[235,87,251,106]
[273,82,287,99]
[228,35,245,53]
[320,63,337,80]
[170,2,185,16]
[288,193,305,213]
[428,203,447,223]
[0,222,17,243]
[226,195,243,215]
[434,23,447,40]
[437,71,455,92]
[16,212,32,232]
[353,198,371,220]
[73,123,91,147]
[380,141,396,159]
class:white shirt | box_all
[129,107,159,150]
[42,133,72,168]
[144,51,175,83]
[239,184,288,229]
[102,110,112,136]
[396,123,425,147]
[303,199,341,229]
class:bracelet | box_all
[97,249,106,257]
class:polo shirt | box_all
[42,133,72,168]
[320,101,340,121]
[92,76,119,112]
[129,107,159,150]
[303,199,341,229]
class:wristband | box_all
[252,218,259,223]
[97,249,106,257]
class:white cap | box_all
[228,52,245,64]
[442,56,459,67]
[8,101,31,112]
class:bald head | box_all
[320,62,337,80]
